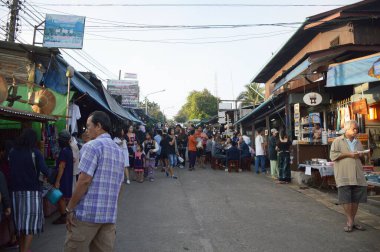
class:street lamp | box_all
[144,89,166,115]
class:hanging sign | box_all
[352,99,368,115]
[303,92,322,106]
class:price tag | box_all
[305,166,312,175]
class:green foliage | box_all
[140,100,164,122]
[237,83,265,106]
[175,89,218,121]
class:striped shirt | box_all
[75,133,124,223]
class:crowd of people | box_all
[0,112,370,251]
[0,111,297,252]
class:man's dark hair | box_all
[190,129,195,135]
[231,141,237,147]
[156,129,162,136]
[257,128,264,134]
[89,111,111,133]
[15,128,37,149]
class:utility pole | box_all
[7,0,20,42]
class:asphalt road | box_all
[28,166,380,252]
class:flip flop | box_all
[344,225,353,232]
[353,224,366,231]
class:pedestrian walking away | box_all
[276,130,292,184]
[330,120,368,233]
[64,111,125,252]
[113,127,131,185]
[187,129,197,171]
[52,130,74,225]
[255,128,266,174]
[269,128,279,179]
[9,128,49,252]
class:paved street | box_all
[30,166,380,252]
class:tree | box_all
[140,100,164,122]
[237,83,265,106]
[175,89,218,121]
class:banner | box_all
[43,14,86,49]
[107,80,139,108]
[352,99,368,115]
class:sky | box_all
[0,0,359,119]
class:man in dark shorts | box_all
[330,120,368,232]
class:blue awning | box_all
[273,57,311,92]
[55,56,142,123]
[326,52,380,87]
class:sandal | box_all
[344,225,353,232]
[353,224,366,231]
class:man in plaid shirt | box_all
[64,111,124,252]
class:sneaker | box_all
[149,178,155,182]
[52,214,66,225]
[126,179,131,184]
[165,171,169,177]
[225,168,228,172]
[179,165,184,169]
[172,175,178,179]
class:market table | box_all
[298,164,335,188]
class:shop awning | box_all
[54,56,142,123]
[0,105,57,122]
[273,58,311,92]
[272,46,380,93]
[326,52,380,87]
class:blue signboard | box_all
[43,14,86,49]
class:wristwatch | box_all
[65,207,74,214]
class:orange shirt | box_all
[188,135,197,151]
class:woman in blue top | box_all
[9,128,49,252]
[52,130,73,225]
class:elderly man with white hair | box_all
[330,120,368,233]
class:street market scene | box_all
[0,0,380,251]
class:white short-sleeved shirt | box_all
[255,135,264,156]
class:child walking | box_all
[134,144,145,183]
[142,132,159,182]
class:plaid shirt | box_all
[75,133,124,223]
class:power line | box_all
[31,2,345,7]
[85,30,294,44]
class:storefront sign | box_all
[124,73,138,79]
[107,80,139,108]
[303,92,322,106]
[43,14,86,49]
[352,99,368,115]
